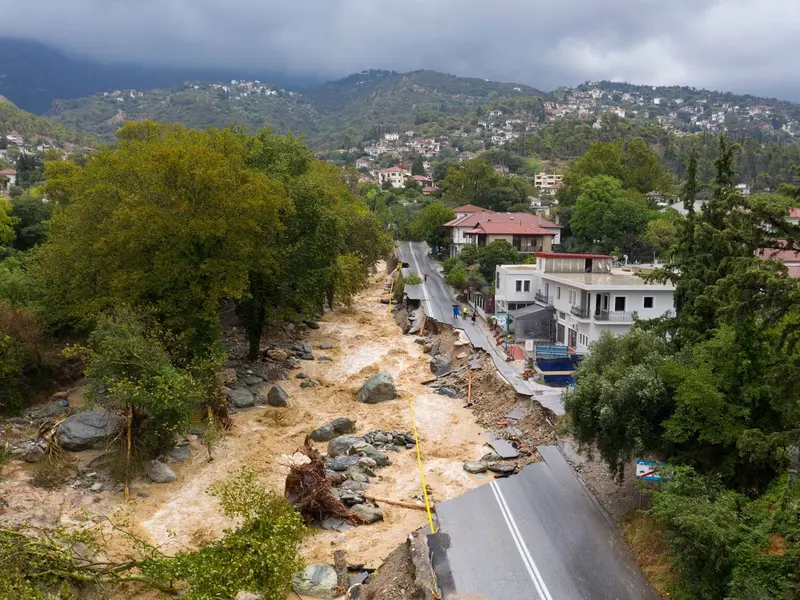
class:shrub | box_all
[405,272,423,285]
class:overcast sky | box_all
[2,0,799,99]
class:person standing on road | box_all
[471,311,477,324]
[452,304,460,320]
[424,273,428,282]
[462,307,469,320]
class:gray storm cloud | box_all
[1,0,799,98]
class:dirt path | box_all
[125,269,488,569]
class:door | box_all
[557,323,565,344]
[568,328,577,348]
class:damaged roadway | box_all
[430,445,658,600]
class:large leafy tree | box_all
[410,202,455,249]
[476,240,520,280]
[36,121,288,355]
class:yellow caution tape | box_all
[408,394,436,534]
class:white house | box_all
[534,173,563,196]
[443,210,561,258]
[495,252,675,353]
[376,166,410,188]
[0,168,16,190]
[384,133,400,141]
[355,157,372,169]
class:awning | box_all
[509,304,551,319]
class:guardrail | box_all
[594,310,636,322]
[534,291,552,304]
[570,305,590,318]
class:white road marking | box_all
[490,480,554,600]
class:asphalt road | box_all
[398,241,567,413]
[431,445,657,600]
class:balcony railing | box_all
[570,305,590,319]
[534,290,552,304]
[594,310,638,322]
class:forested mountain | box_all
[0,98,92,146]
[0,37,310,115]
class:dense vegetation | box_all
[563,140,800,599]
[0,101,93,146]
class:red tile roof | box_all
[789,207,800,219]
[451,204,484,213]
[0,169,16,176]
[468,221,553,236]
[443,210,561,231]
[535,252,612,259]
[376,166,409,173]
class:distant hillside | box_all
[0,37,315,114]
[47,70,547,148]
[0,102,92,146]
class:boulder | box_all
[319,343,333,350]
[456,352,469,360]
[292,564,338,599]
[357,372,397,404]
[267,386,288,407]
[266,348,289,362]
[296,372,308,379]
[145,460,177,484]
[311,424,336,442]
[326,455,360,472]
[348,443,390,467]
[488,464,517,476]
[339,479,369,492]
[429,355,452,376]
[351,503,383,524]
[327,435,362,458]
[463,461,488,474]
[243,374,264,386]
[429,343,440,356]
[300,353,315,361]
[166,443,191,463]
[57,409,125,451]
[345,469,370,484]
[330,417,356,434]
[250,382,269,404]
[300,380,318,388]
[218,368,238,386]
[27,399,70,419]
[357,457,377,469]
[12,439,46,463]
[320,517,353,532]
[301,343,313,354]
[304,320,320,330]
[235,593,264,600]
[225,387,255,409]
[435,387,459,398]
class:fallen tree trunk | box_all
[363,494,432,512]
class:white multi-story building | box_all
[495,252,675,353]
[375,166,411,188]
[384,133,400,141]
[534,173,563,195]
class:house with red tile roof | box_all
[375,166,411,188]
[443,210,562,257]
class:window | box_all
[496,273,501,288]
[614,296,626,311]
[568,290,577,304]
[556,286,561,300]
[515,280,522,292]
[579,333,588,347]
[643,296,654,309]
[558,312,566,320]
[523,280,531,292]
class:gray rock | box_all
[304,320,320,330]
[430,355,452,375]
[351,503,383,524]
[166,444,191,463]
[345,469,370,483]
[349,443,390,467]
[90,482,103,492]
[330,417,356,434]
[27,399,69,419]
[320,517,353,532]
[414,338,428,345]
[218,368,238,386]
[436,387,459,398]
[326,455,360,471]
[235,592,264,600]
[267,386,288,407]
[488,463,517,476]
[296,372,308,379]
[318,356,332,362]
[339,491,365,506]
[357,457,377,469]
[357,372,397,404]
[301,343,313,354]
[311,424,336,442]
[463,461,488,474]
[339,479,369,492]
[327,435,363,458]
[372,432,391,444]
[14,439,46,463]
[319,343,333,350]
[456,351,469,360]
[145,460,177,484]
[57,409,125,451]
[481,452,503,463]
[300,380,318,388]
[225,387,255,409]
[429,343,440,357]
[292,564,338,599]
[243,374,264,386]
[300,353,315,361]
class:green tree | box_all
[411,156,425,176]
[477,240,520,280]
[440,158,502,208]
[10,190,52,251]
[0,195,15,247]
[570,175,652,256]
[37,122,287,356]
[411,203,455,249]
